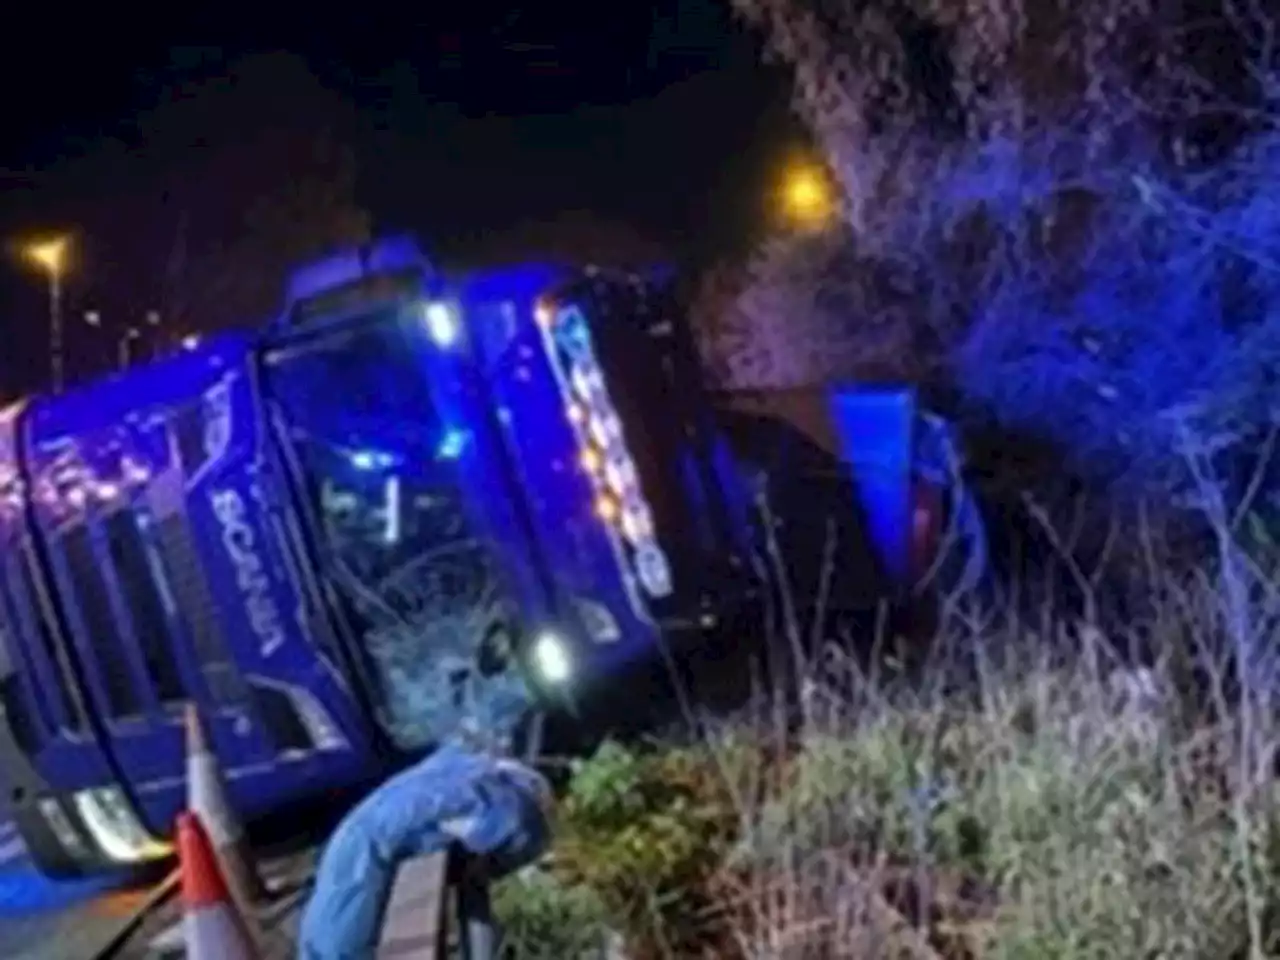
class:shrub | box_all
[542,739,753,957]
[492,868,614,960]
[496,583,1280,957]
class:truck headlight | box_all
[531,632,572,684]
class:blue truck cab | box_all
[0,235,758,876]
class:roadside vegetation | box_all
[495,0,1280,952]
[495,555,1280,957]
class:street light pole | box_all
[25,237,69,394]
[49,269,63,394]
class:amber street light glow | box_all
[780,163,836,228]
[26,237,68,274]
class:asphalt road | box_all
[0,768,381,959]
[0,823,165,960]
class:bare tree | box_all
[695,228,923,389]
[724,0,1280,500]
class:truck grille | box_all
[103,510,186,705]
[153,512,244,707]
[61,524,143,721]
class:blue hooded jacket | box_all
[297,740,552,959]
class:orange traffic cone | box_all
[185,705,267,912]
[178,811,260,960]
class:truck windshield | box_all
[263,303,530,751]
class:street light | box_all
[24,236,70,393]
[779,162,836,229]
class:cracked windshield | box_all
[264,304,530,751]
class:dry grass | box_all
[708,615,1280,959]
[496,581,1280,958]
[497,467,1280,959]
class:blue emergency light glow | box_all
[349,449,397,471]
[436,428,468,461]
[422,301,459,348]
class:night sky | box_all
[0,3,801,397]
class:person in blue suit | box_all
[298,736,552,959]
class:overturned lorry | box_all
[0,235,985,876]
